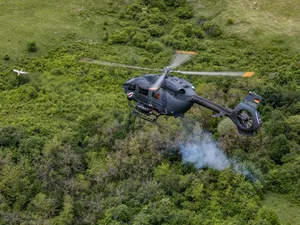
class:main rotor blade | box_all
[149,73,166,91]
[174,70,255,77]
[80,58,160,72]
[168,50,197,69]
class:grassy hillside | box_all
[0,0,300,224]
[0,0,129,57]
[189,0,300,51]
[263,192,300,225]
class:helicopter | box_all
[81,51,262,136]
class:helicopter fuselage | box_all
[123,74,195,117]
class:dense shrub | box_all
[0,126,25,148]
[147,9,168,25]
[145,40,164,53]
[125,3,143,20]
[148,24,165,37]
[107,30,130,44]
[27,41,38,53]
[164,0,186,7]
[143,0,166,10]
[269,134,290,164]
[3,54,10,61]
[176,5,193,19]
[203,22,222,37]
[51,68,64,75]
[132,32,151,48]
[162,23,204,50]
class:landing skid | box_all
[129,103,160,123]
[132,109,160,122]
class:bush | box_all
[148,10,168,25]
[143,0,166,10]
[108,31,130,44]
[227,18,235,25]
[125,3,143,20]
[3,54,10,61]
[164,0,186,7]
[162,23,204,50]
[269,134,290,164]
[203,23,222,37]
[51,68,64,75]
[145,41,164,53]
[27,41,38,53]
[176,6,193,19]
[132,32,151,48]
[148,24,165,36]
[0,126,25,148]
[139,19,150,28]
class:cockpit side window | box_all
[152,91,160,99]
[138,87,148,95]
[128,84,136,91]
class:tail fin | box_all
[229,92,262,136]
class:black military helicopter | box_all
[81,51,262,136]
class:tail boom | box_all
[192,92,262,136]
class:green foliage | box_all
[145,40,164,53]
[226,18,235,25]
[176,5,193,19]
[51,68,64,75]
[164,0,186,7]
[3,54,9,61]
[143,0,166,10]
[108,30,130,44]
[132,32,151,48]
[1,0,300,224]
[27,41,38,53]
[269,134,290,164]
[203,22,222,37]
[147,8,168,25]
[252,207,281,225]
[50,195,74,225]
[148,24,165,37]
[0,126,25,148]
[163,23,204,50]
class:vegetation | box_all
[0,0,300,224]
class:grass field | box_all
[0,0,129,58]
[2,0,300,59]
[189,0,300,51]
[262,192,300,225]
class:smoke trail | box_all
[180,128,230,171]
[180,126,259,181]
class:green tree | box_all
[269,134,290,164]
[51,195,74,225]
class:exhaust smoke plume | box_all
[180,126,258,181]
[180,128,230,171]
